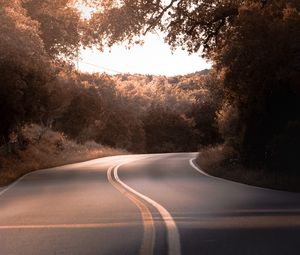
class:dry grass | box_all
[196,145,300,193]
[0,125,127,186]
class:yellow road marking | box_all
[107,165,155,255]
[112,163,181,255]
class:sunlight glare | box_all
[78,33,211,76]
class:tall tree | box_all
[87,0,300,166]
[23,0,82,59]
[0,0,49,145]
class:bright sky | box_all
[77,5,211,76]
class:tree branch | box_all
[187,7,238,36]
[144,0,179,34]
[203,17,226,49]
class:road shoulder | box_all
[195,152,300,193]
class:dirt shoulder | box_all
[196,146,300,193]
[0,125,127,187]
[0,147,127,187]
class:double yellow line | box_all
[107,161,181,255]
[107,165,155,255]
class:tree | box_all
[86,0,240,52]
[0,0,49,146]
[142,104,196,153]
[23,0,82,59]
[217,2,300,164]
[87,0,300,168]
[59,88,102,139]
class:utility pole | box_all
[76,46,79,70]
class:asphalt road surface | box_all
[1,153,300,255]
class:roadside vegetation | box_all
[196,145,300,193]
[0,0,299,190]
[88,0,299,191]
[0,124,126,186]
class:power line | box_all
[78,61,123,74]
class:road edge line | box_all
[189,158,212,177]
[0,174,28,197]
[189,157,280,192]
[0,154,133,197]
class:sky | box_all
[78,34,211,76]
[76,4,211,76]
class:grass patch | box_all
[196,145,300,193]
[0,124,127,187]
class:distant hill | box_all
[110,69,211,114]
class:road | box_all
[0,153,300,255]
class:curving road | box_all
[1,153,300,255]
